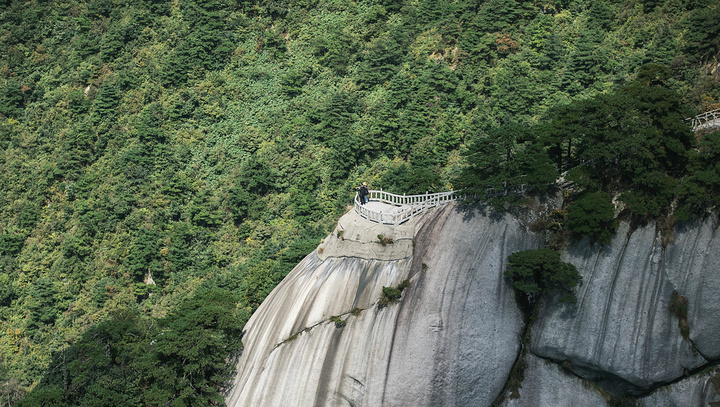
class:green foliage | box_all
[125,228,163,284]
[668,290,689,340]
[0,367,26,406]
[377,160,442,195]
[91,277,119,307]
[357,32,404,89]
[676,130,720,220]
[92,81,121,124]
[0,0,718,401]
[682,4,720,65]
[457,123,557,208]
[546,64,696,219]
[378,279,410,308]
[505,249,582,304]
[161,0,236,86]
[0,80,25,118]
[377,234,394,246]
[566,191,618,245]
[330,315,346,328]
[0,273,17,307]
[19,286,247,406]
[136,103,166,144]
[228,184,252,224]
[27,278,63,332]
[189,189,223,228]
[148,285,245,405]
[0,233,26,257]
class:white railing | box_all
[354,189,459,225]
[689,109,720,132]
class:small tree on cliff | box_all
[566,191,618,245]
[505,248,582,305]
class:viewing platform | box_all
[354,189,458,225]
[690,108,720,133]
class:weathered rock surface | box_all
[532,219,719,394]
[227,200,720,406]
[499,353,608,407]
[317,202,416,261]
[664,219,720,360]
[638,367,720,406]
[225,203,539,406]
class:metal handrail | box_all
[689,108,720,132]
[353,189,459,225]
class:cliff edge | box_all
[225,203,539,406]
[226,203,720,406]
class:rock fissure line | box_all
[526,350,635,393]
[319,253,413,261]
[637,236,663,376]
[529,337,720,399]
[592,233,632,360]
[643,357,720,397]
[272,306,365,350]
[492,314,533,405]
[274,293,412,349]
[688,335,712,362]
[379,272,423,406]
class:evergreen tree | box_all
[92,81,121,124]
[0,80,24,118]
[505,248,582,304]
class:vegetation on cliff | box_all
[505,248,581,305]
[0,0,719,404]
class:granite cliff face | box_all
[226,203,720,406]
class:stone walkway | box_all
[360,200,407,214]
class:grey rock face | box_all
[381,205,539,407]
[638,367,720,407]
[531,220,718,394]
[226,199,720,406]
[225,204,538,407]
[499,353,608,407]
[664,219,720,360]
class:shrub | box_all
[566,191,617,245]
[529,218,549,233]
[378,279,410,308]
[377,234,394,246]
[668,290,689,340]
[505,249,581,304]
[330,315,346,328]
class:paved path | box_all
[360,201,407,214]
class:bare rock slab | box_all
[226,203,538,407]
[531,222,710,394]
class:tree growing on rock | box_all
[566,191,618,245]
[505,248,581,305]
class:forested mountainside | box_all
[0,0,719,404]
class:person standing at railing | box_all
[355,182,369,205]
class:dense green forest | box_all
[1,0,719,404]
